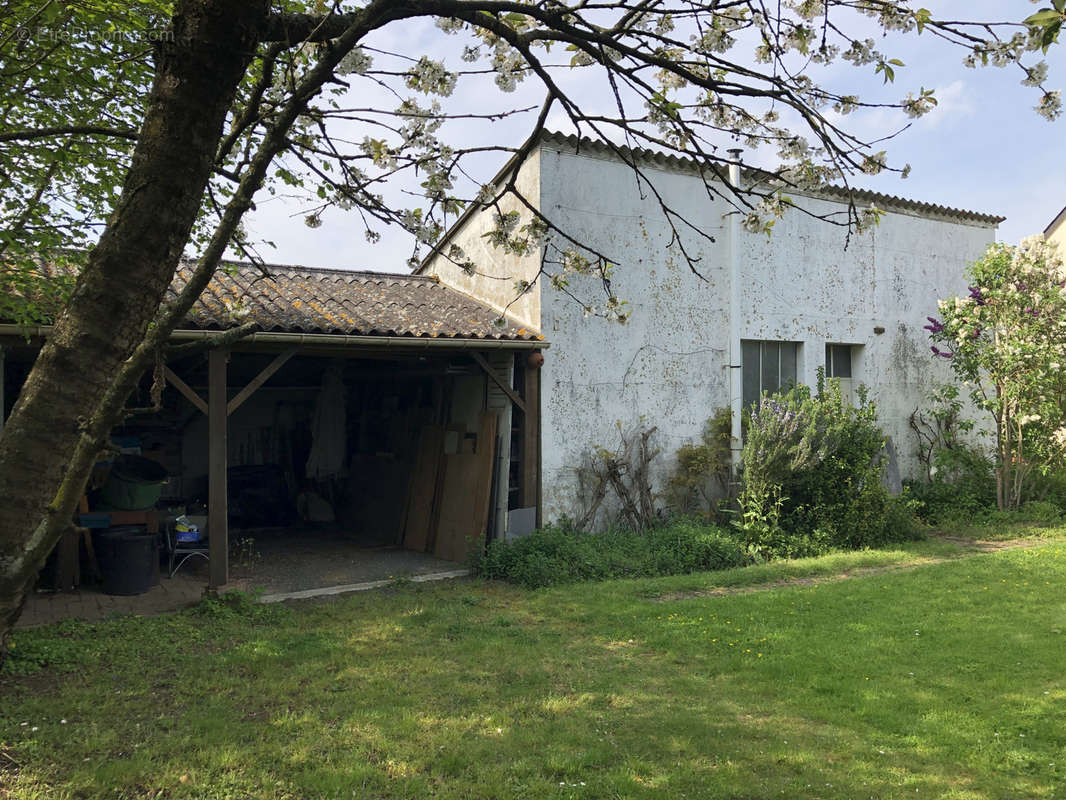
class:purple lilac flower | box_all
[968,286,986,305]
[924,316,944,334]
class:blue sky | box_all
[243,1,1065,271]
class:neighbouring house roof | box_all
[1046,204,1066,237]
[3,259,544,342]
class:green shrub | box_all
[191,589,290,624]
[1018,500,1062,524]
[475,518,749,588]
[666,408,733,519]
[737,376,917,558]
[906,473,995,524]
[931,441,995,499]
[907,484,1061,528]
[1030,468,1066,511]
[907,384,996,524]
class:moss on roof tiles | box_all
[171,261,538,340]
[15,260,540,340]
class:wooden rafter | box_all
[163,365,208,415]
[470,351,525,412]
[227,349,295,415]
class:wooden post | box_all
[208,348,229,589]
[521,351,542,524]
[535,361,543,528]
[0,345,5,433]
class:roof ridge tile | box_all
[538,130,1004,226]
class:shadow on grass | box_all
[2,543,1065,798]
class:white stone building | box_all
[422,132,1002,525]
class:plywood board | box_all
[402,425,444,553]
[433,413,497,563]
[433,454,481,562]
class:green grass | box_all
[3,528,1066,799]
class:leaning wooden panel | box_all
[433,413,498,563]
[470,411,499,554]
[402,425,444,553]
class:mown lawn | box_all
[3,530,1066,799]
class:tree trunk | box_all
[0,0,267,655]
[995,384,1006,511]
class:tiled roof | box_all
[11,259,541,341]
[176,261,541,340]
[539,131,1005,226]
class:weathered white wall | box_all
[735,192,993,486]
[536,146,731,523]
[430,140,998,525]
[421,151,543,331]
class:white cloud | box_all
[919,80,976,130]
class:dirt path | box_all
[655,535,1049,602]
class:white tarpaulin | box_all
[305,364,346,479]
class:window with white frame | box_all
[741,340,799,410]
[825,343,856,403]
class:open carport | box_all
[1,261,546,622]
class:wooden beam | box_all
[0,345,5,434]
[520,353,541,514]
[535,363,543,529]
[470,351,525,412]
[227,349,295,415]
[207,349,229,589]
[163,365,208,415]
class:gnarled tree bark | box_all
[0,0,269,653]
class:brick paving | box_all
[17,570,210,629]
[17,529,460,629]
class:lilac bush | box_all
[928,237,1066,509]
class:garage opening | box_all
[2,261,545,627]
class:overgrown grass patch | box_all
[3,533,1066,799]
[932,509,1066,541]
[475,518,750,588]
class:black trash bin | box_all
[94,525,158,596]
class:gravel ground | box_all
[20,525,461,627]
[227,526,460,594]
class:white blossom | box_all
[777,136,810,161]
[901,91,936,118]
[435,17,464,33]
[405,57,457,97]
[1022,60,1049,87]
[1036,90,1062,121]
[337,47,372,76]
[842,38,878,67]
